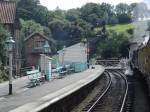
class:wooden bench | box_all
[59,70,67,76]
[67,68,74,74]
[27,70,43,87]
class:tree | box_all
[21,19,44,37]
[0,25,9,82]
[97,31,131,58]
[33,5,52,26]
[116,3,129,14]
[0,25,9,64]
[17,0,40,20]
[48,19,69,47]
[100,3,115,24]
[16,0,54,26]
[117,14,132,23]
[80,3,102,26]
[115,3,132,23]
[53,7,66,20]
[66,9,81,21]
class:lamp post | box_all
[6,37,15,95]
[43,41,50,54]
[62,46,66,66]
[43,41,50,79]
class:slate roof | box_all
[0,1,16,24]
[24,32,56,45]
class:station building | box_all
[58,42,88,72]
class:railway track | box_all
[71,72,111,112]
[82,69,128,112]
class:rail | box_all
[87,71,112,112]
[86,69,128,112]
[116,70,128,112]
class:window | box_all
[34,41,45,49]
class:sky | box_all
[40,0,144,10]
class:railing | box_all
[31,48,51,54]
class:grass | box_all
[107,23,134,32]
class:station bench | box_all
[27,70,45,87]
[59,70,67,76]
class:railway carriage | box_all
[131,35,150,93]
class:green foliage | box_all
[48,19,69,40]
[0,25,9,82]
[16,0,53,26]
[0,25,9,64]
[21,19,44,37]
[15,1,149,58]
[66,9,81,21]
[21,19,53,38]
[0,67,8,82]
[80,3,102,26]
[17,0,40,19]
[117,14,132,23]
[97,31,131,58]
[115,3,129,14]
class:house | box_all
[24,32,56,67]
[58,42,88,72]
[0,1,21,75]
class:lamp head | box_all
[5,37,15,51]
[43,41,50,53]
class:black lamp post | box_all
[6,36,15,95]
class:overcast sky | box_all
[39,0,145,10]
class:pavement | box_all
[0,65,104,112]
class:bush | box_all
[96,31,131,58]
[0,68,8,82]
[117,14,132,24]
[127,28,134,34]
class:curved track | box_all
[82,69,128,112]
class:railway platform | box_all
[0,65,104,112]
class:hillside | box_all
[107,23,134,32]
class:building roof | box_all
[57,42,86,53]
[24,32,56,44]
[0,1,16,24]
